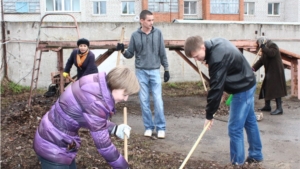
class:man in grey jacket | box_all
[116,10,169,139]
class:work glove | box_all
[63,72,69,78]
[116,43,124,53]
[111,124,131,140]
[260,43,265,49]
[164,71,170,82]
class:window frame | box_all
[92,0,107,15]
[3,0,40,14]
[244,2,255,15]
[45,0,81,12]
[184,1,197,15]
[210,0,239,14]
[121,1,135,15]
[148,0,178,13]
[267,2,280,16]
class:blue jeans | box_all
[136,69,166,131]
[228,84,263,165]
[38,155,76,169]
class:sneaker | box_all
[157,130,165,139]
[144,130,152,137]
[245,157,263,164]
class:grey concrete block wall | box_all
[2,21,300,88]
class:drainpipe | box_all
[1,0,8,79]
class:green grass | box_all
[8,82,30,94]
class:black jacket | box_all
[205,38,256,120]
[64,49,98,80]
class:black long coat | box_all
[253,40,287,100]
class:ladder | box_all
[28,13,80,106]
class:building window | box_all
[3,0,40,13]
[268,3,280,15]
[93,1,106,15]
[244,2,254,15]
[148,0,178,12]
[184,1,197,15]
[122,1,135,14]
[210,0,239,14]
[46,0,80,12]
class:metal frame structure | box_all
[28,13,80,106]
[28,39,300,106]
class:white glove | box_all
[111,124,131,140]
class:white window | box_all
[268,3,280,16]
[93,1,106,15]
[122,1,135,14]
[46,0,80,12]
[184,1,197,15]
[148,0,178,12]
[244,2,255,15]
[3,0,40,13]
[210,0,239,14]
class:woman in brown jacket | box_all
[252,37,287,115]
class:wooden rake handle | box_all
[123,107,128,162]
[116,27,125,66]
[179,121,212,169]
[195,60,207,92]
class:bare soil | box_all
[1,80,270,169]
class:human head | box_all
[77,38,89,53]
[106,66,140,103]
[184,36,206,61]
[140,10,154,30]
[257,37,269,47]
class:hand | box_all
[204,119,213,130]
[164,71,170,82]
[63,72,69,78]
[116,43,124,52]
[259,43,265,49]
[111,124,131,140]
[252,67,255,72]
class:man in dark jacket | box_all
[253,37,287,115]
[184,36,263,165]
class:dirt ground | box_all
[1,80,299,169]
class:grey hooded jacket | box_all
[123,27,169,71]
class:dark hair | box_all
[140,10,153,20]
[77,38,90,47]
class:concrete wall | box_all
[4,21,300,88]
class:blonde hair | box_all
[184,36,204,58]
[106,66,140,95]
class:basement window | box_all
[268,3,280,16]
[93,1,107,15]
[244,2,255,15]
[46,0,80,12]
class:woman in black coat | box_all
[63,38,98,80]
[252,37,287,115]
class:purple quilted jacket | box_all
[33,72,128,168]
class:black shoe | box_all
[258,105,271,111]
[258,100,271,111]
[245,157,263,164]
[271,98,283,115]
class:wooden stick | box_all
[123,107,128,162]
[116,27,125,66]
[179,121,212,169]
[67,76,75,83]
[195,60,207,91]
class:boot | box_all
[258,100,271,111]
[271,98,283,115]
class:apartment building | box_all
[2,0,300,22]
